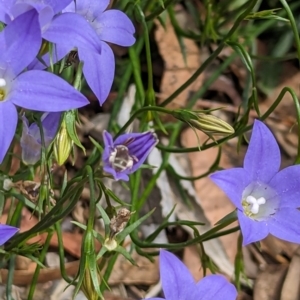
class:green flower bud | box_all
[172,110,234,137]
[81,268,101,300]
[53,120,73,165]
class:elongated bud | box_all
[53,120,73,165]
[80,231,102,300]
[172,110,234,137]
[189,113,234,136]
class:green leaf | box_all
[114,245,137,265]
[96,203,111,237]
[64,110,86,154]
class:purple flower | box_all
[145,250,237,300]
[102,131,158,181]
[21,112,61,165]
[210,120,300,245]
[60,0,136,105]
[2,0,136,105]
[0,10,88,163]
[0,224,19,246]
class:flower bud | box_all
[53,120,73,166]
[21,113,61,165]
[81,267,101,300]
[172,110,234,137]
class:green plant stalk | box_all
[107,33,145,131]
[115,106,171,137]
[130,209,238,249]
[6,254,16,300]
[73,61,84,90]
[145,0,175,21]
[159,0,258,107]
[6,181,85,250]
[27,230,53,300]
[280,0,300,67]
[133,5,155,106]
[234,233,243,290]
[55,222,73,283]
[167,147,221,181]
[100,253,118,291]
[129,46,145,106]
[158,87,300,160]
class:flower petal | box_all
[79,43,114,105]
[126,133,158,173]
[244,120,281,182]
[268,208,300,243]
[0,0,15,23]
[43,13,101,53]
[193,275,237,300]
[237,210,269,245]
[64,0,109,16]
[0,224,19,245]
[209,168,251,210]
[42,112,61,141]
[21,116,42,165]
[159,250,195,300]
[103,165,129,181]
[269,165,300,208]
[0,9,41,74]
[12,3,54,27]
[0,101,18,163]
[9,70,89,111]
[94,10,135,46]
[45,0,72,14]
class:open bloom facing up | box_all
[0,10,88,163]
[210,120,300,245]
[145,250,237,300]
[102,131,158,181]
[21,113,61,165]
[0,224,19,245]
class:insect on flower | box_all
[102,131,158,181]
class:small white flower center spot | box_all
[0,78,6,87]
[245,195,266,214]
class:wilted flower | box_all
[145,250,237,300]
[0,224,19,245]
[102,131,158,181]
[21,113,61,165]
[0,10,88,163]
[210,120,300,245]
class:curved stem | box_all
[160,0,258,107]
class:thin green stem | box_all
[280,0,300,66]
[160,0,258,107]
[27,231,53,300]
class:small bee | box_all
[109,138,138,172]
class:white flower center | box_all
[0,78,6,87]
[245,195,266,214]
[109,145,138,172]
[0,78,7,101]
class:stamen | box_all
[109,145,138,172]
[245,195,266,214]
[0,78,6,87]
